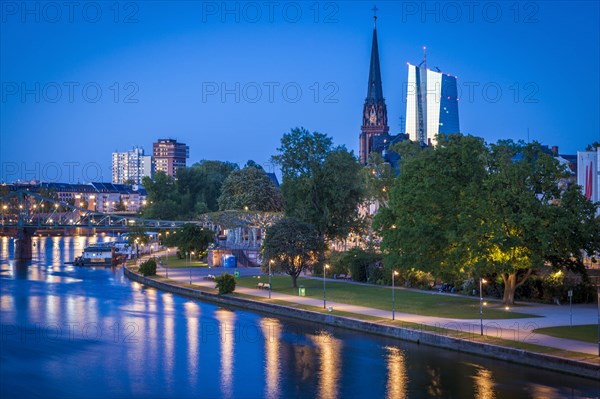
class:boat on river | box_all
[73,242,129,266]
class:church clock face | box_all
[369,111,377,124]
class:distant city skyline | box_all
[1,1,599,183]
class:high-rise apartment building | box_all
[405,55,460,146]
[152,139,189,178]
[111,146,153,184]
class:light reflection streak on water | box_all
[385,346,408,399]
[163,299,175,392]
[185,302,200,387]
[473,365,496,399]
[260,318,281,399]
[311,330,341,399]
[529,384,562,399]
[215,308,236,399]
[1,235,599,399]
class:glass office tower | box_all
[405,63,460,146]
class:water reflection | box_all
[385,346,408,399]
[311,331,341,399]
[185,302,200,387]
[1,236,599,399]
[260,318,281,399]
[215,308,236,399]
[473,366,496,399]
[426,366,444,397]
[529,384,562,399]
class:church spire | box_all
[366,9,384,103]
[359,8,389,165]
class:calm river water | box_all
[1,236,599,398]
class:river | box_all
[1,235,598,398]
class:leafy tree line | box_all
[374,134,600,305]
[263,127,366,287]
[142,160,283,220]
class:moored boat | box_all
[73,242,128,266]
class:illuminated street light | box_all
[189,251,195,285]
[269,259,274,299]
[480,278,488,336]
[392,270,399,320]
[323,264,330,309]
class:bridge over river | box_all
[0,190,200,260]
[1,190,282,263]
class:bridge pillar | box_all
[15,228,35,261]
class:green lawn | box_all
[153,255,208,268]
[533,325,598,344]
[236,276,535,320]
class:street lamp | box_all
[392,270,399,320]
[323,264,330,309]
[165,248,169,278]
[189,251,195,285]
[269,259,274,299]
[480,277,488,336]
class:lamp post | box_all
[269,259,274,299]
[323,264,330,309]
[392,270,399,320]
[189,251,195,285]
[165,248,169,279]
[480,277,487,336]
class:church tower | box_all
[359,13,389,165]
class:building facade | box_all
[111,146,153,184]
[577,147,599,204]
[7,181,150,213]
[405,61,460,146]
[153,139,189,178]
[359,16,389,165]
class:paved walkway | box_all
[141,251,599,356]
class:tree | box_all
[375,135,600,305]
[364,152,396,208]
[272,127,365,241]
[127,226,151,258]
[585,141,600,151]
[178,160,239,213]
[261,217,324,288]
[476,143,600,304]
[218,166,283,212]
[174,223,215,259]
[374,134,488,283]
[142,162,238,220]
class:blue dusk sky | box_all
[1,1,599,183]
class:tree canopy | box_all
[218,166,283,212]
[261,217,325,288]
[272,127,365,241]
[375,134,600,305]
[142,161,238,220]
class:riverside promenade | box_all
[147,256,598,357]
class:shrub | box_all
[367,264,386,285]
[405,269,434,289]
[215,273,236,295]
[139,258,157,276]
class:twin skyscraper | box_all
[359,15,460,165]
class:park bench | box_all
[256,282,271,290]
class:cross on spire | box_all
[372,5,378,26]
